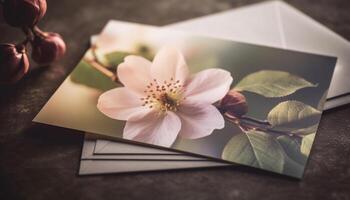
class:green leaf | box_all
[277,136,307,165]
[222,130,285,173]
[267,101,321,133]
[135,44,154,61]
[290,124,318,135]
[234,70,316,97]
[282,155,305,178]
[70,49,154,91]
[277,136,309,178]
[104,50,154,71]
[301,133,316,156]
[70,60,118,91]
[105,51,131,69]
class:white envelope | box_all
[82,138,205,160]
[93,139,178,155]
[79,157,228,175]
[81,138,227,176]
[166,0,350,108]
[80,0,350,174]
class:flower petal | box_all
[151,47,189,84]
[97,87,150,121]
[124,111,181,147]
[117,55,153,95]
[177,103,225,139]
[184,68,233,104]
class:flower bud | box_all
[0,44,30,84]
[2,0,47,27]
[220,90,248,118]
[31,31,66,64]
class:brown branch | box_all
[224,113,302,138]
[90,45,111,68]
[86,45,123,84]
[83,58,117,82]
[240,115,270,126]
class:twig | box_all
[87,45,122,83]
[240,115,270,126]
[83,58,117,82]
[90,45,111,68]
[224,113,302,138]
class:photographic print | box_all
[34,21,336,178]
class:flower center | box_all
[141,78,184,112]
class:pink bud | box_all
[2,0,47,27]
[220,90,248,118]
[0,43,30,84]
[31,31,66,64]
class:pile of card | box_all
[33,1,350,179]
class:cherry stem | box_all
[32,26,44,36]
[21,27,35,42]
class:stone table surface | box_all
[0,0,350,199]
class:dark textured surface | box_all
[1,0,350,199]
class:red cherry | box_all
[0,43,30,84]
[31,30,66,64]
[2,0,47,27]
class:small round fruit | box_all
[2,0,47,27]
[31,31,66,64]
[0,44,30,84]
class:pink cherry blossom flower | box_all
[97,47,233,147]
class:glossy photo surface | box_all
[34,21,336,178]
